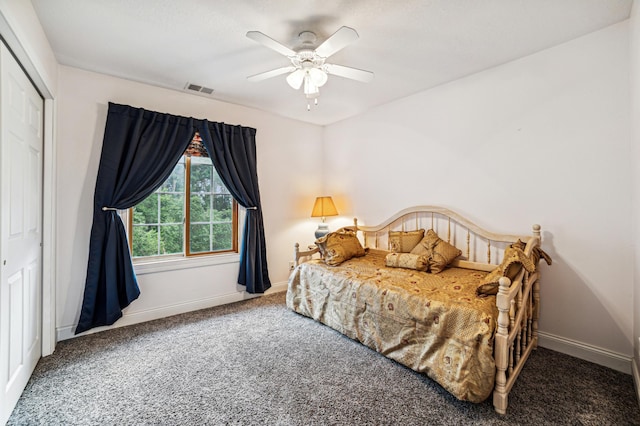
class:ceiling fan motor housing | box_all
[298,31,317,45]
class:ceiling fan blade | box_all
[246,31,296,57]
[324,64,374,83]
[247,66,296,82]
[315,26,359,58]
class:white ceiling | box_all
[31,0,632,126]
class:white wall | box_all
[325,23,633,363]
[55,66,323,339]
[0,0,57,96]
[629,1,640,398]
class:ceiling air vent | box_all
[185,83,214,96]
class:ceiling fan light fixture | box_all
[286,69,305,89]
[308,67,328,87]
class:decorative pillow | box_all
[475,243,538,297]
[315,230,365,266]
[511,239,553,270]
[410,229,462,273]
[385,252,429,271]
[475,268,504,297]
[508,239,529,277]
[388,229,425,253]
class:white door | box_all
[0,42,43,425]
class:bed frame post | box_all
[532,278,540,350]
[493,276,511,415]
[531,223,542,349]
[532,223,541,241]
[294,243,300,267]
[531,224,541,350]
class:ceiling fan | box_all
[246,26,374,110]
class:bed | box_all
[286,206,549,414]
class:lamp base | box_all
[315,223,330,240]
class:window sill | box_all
[134,252,240,275]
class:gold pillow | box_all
[316,230,365,266]
[475,244,538,296]
[512,239,553,270]
[388,229,425,253]
[410,229,462,273]
[385,252,429,271]
[475,268,504,296]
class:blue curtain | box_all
[200,122,271,293]
[76,103,270,334]
[75,104,195,334]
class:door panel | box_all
[26,261,39,352]
[0,42,43,425]
[28,147,40,233]
[8,271,24,384]
[9,134,24,237]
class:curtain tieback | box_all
[246,206,258,210]
[102,207,118,211]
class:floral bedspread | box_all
[286,249,498,403]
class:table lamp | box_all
[311,196,338,239]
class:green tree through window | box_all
[129,136,237,258]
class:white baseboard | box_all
[633,358,640,408]
[538,331,632,374]
[56,281,288,342]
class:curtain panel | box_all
[200,122,270,293]
[75,103,270,335]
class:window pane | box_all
[212,223,232,251]
[159,225,183,255]
[133,195,159,225]
[212,194,232,221]
[190,194,211,223]
[212,174,229,194]
[190,157,211,193]
[159,193,184,223]
[160,158,185,193]
[190,224,211,254]
[132,225,159,257]
[188,156,234,254]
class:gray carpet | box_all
[8,291,640,425]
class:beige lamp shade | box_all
[311,196,338,218]
[311,196,338,239]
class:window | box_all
[129,134,237,259]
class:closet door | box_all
[0,42,44,424]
